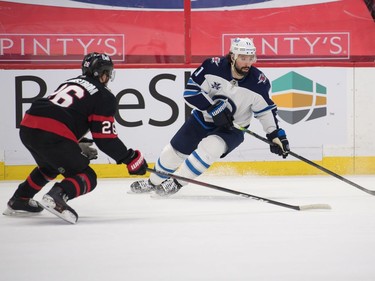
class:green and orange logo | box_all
[271,71,327,124]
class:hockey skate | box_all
[129,179,156,194]
[39,185,78,224]
[3,196,43,216]
[155,178,182,196]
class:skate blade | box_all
[38,200,78,224]
[150,193,173,199]
[126,191,153,195]
[2,206,43,217]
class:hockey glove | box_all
[207,99,234,129]
[123,149,148,175]
[266,129,290,159]
[79,138,98,160]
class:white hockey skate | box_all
[39,185,78,224]
[129,179,156,194]
[155,178,182,196]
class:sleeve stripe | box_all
[187,77,199,86]
[253,104,277,116]
[92,133,118,139]
[88,114,114,122]
[183,89,200,97]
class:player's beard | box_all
[234,64,250,77]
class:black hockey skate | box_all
[130,179,156,194]
[3,195,43,216]
[39,185,78,224]
[155,178,182,196]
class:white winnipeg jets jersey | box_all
[184,56,279,133]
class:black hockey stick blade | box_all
[234,123,375,196]
[146,168,331,211]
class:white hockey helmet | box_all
[230,37,257,61]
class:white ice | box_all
[1,175,375,281]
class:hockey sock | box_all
[176,135,227,184]
[58,166,97,199]
[14,167,56,198]
[150,143,187,185]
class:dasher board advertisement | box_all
[0,67,350,165]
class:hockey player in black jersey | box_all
[3,52,148,223]
[130,38,290,196]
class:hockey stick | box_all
[146,168,331,211]
[233,123,375,196]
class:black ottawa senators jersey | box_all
[21,75,129,163]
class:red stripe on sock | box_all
[65,178,81,197]
[27,175,43,191]
[78,173,92,193]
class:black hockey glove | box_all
[79,138,98,160]
[266,129,290,159]
[123,149,148,175]
[207,99,234,129]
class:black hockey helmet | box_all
[81,52,114,81]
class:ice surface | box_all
[1,175,375,281]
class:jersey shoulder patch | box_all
[250,66,268,85]
[210,56,222,66]
[257,72,268,84]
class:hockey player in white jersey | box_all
[130,37,290,196]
